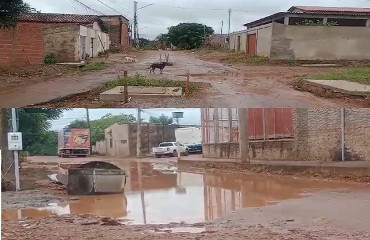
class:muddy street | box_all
[0,51,365,107]
[2,156,370,239]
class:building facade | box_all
[229,6,370,60]
[94,123,176,157]
[201,108,370,162]
[0,13,132,66]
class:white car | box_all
[152,142,189,158]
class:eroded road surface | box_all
[2,157,370,239]
[0,51,364,107]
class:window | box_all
[328,18,367,27]
[159,143,174,147]
[109,138,113,148]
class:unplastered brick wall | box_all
[43,24,79,62]
[0,22,46,66]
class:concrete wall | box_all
[0,22,46,66]
[271,23,370,60]
[94,140,107,155]
[229,31,247,52]
[105,123,130,157]
[175,127,202,145]
[79,25,110,59]
[43,24,79,62]
[203,140,294,160]
[256,25,272,57]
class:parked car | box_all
[185,143,202,154]
[152,142,189,158]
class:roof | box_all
[19,13,99,24]
[244,6,370,28]
[289,6,370,15]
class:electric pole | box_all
[221,20,224,35]
[134,1,138,47]
[86,108,92,155]
[228,8,232,39]
[11,108,20,191]
[137,108,142,157]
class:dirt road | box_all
[0,51,366,107]
[2,156,370,239]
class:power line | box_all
[95,0,122,14]
[70,0,104,15]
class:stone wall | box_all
[43,24,79,62]
[270,23,370,60]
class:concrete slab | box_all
[304,79,370,97]
[302,64,340,68]
[56,62,85,67]
[100,86,182,101]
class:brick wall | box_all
[294,109,369,162]
[43,24,79,62]
[0,22,46,66]
[100,16,130,47]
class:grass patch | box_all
[102,74,199,95]
[313,68,370,85]
[81,61,108,71]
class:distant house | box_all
[229,6,370,60]
[0,13,130,66]
[99,15,130,47]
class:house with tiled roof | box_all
[0,13,130,66]
[229,6,370,60]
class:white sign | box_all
[8,132,23,151]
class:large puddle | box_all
[1,161,361,224]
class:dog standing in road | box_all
[149,62,166,74]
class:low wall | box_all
[271,23,370,60]
[203,140,295,161]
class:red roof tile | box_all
[19,13,99,24]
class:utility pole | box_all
[238,108,249,163]
[11,108,20,191]
[86,108,92,155]
[221,20,224,35]
[228,8,232,38]
[137,108,142,157]
[133,1,138,47]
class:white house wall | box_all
[78,24,110,60]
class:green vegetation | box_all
[149,114,174,125]
[297,19,338,27]
[68,114,136,145]
[18,108,64,156]
[44,53,57,64]
[168,23,214,49]
[103,74,198,95]
[81,61,108,71]
[313,68,370,85]
[221,53,270,65]
[0,0,35,28]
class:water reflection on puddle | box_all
[1,161,359,224]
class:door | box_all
[237,36,241,52]
[247,34,257,56]
[80,36,86,60]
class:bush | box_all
[44,53,57,64]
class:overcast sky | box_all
[24,0,370,39]
[50,108,201,131]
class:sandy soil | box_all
[0,51,367,108]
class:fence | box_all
[201,108,294,144]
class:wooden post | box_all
[185,70,190,97]
[124,70,129,103]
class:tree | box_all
[149,114,174,126]
[68,114,136,145]
[155,34,170,50]
[18,108,64,155]
[168,23,214,49]
[0,0,35,28]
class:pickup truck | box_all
[152,142,189,158]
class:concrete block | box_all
[100,86,183,101]
[304,80,370,97]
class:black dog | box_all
[149,62,166,74]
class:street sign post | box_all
[7,132,23,151]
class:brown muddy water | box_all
[1,161,365,224]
